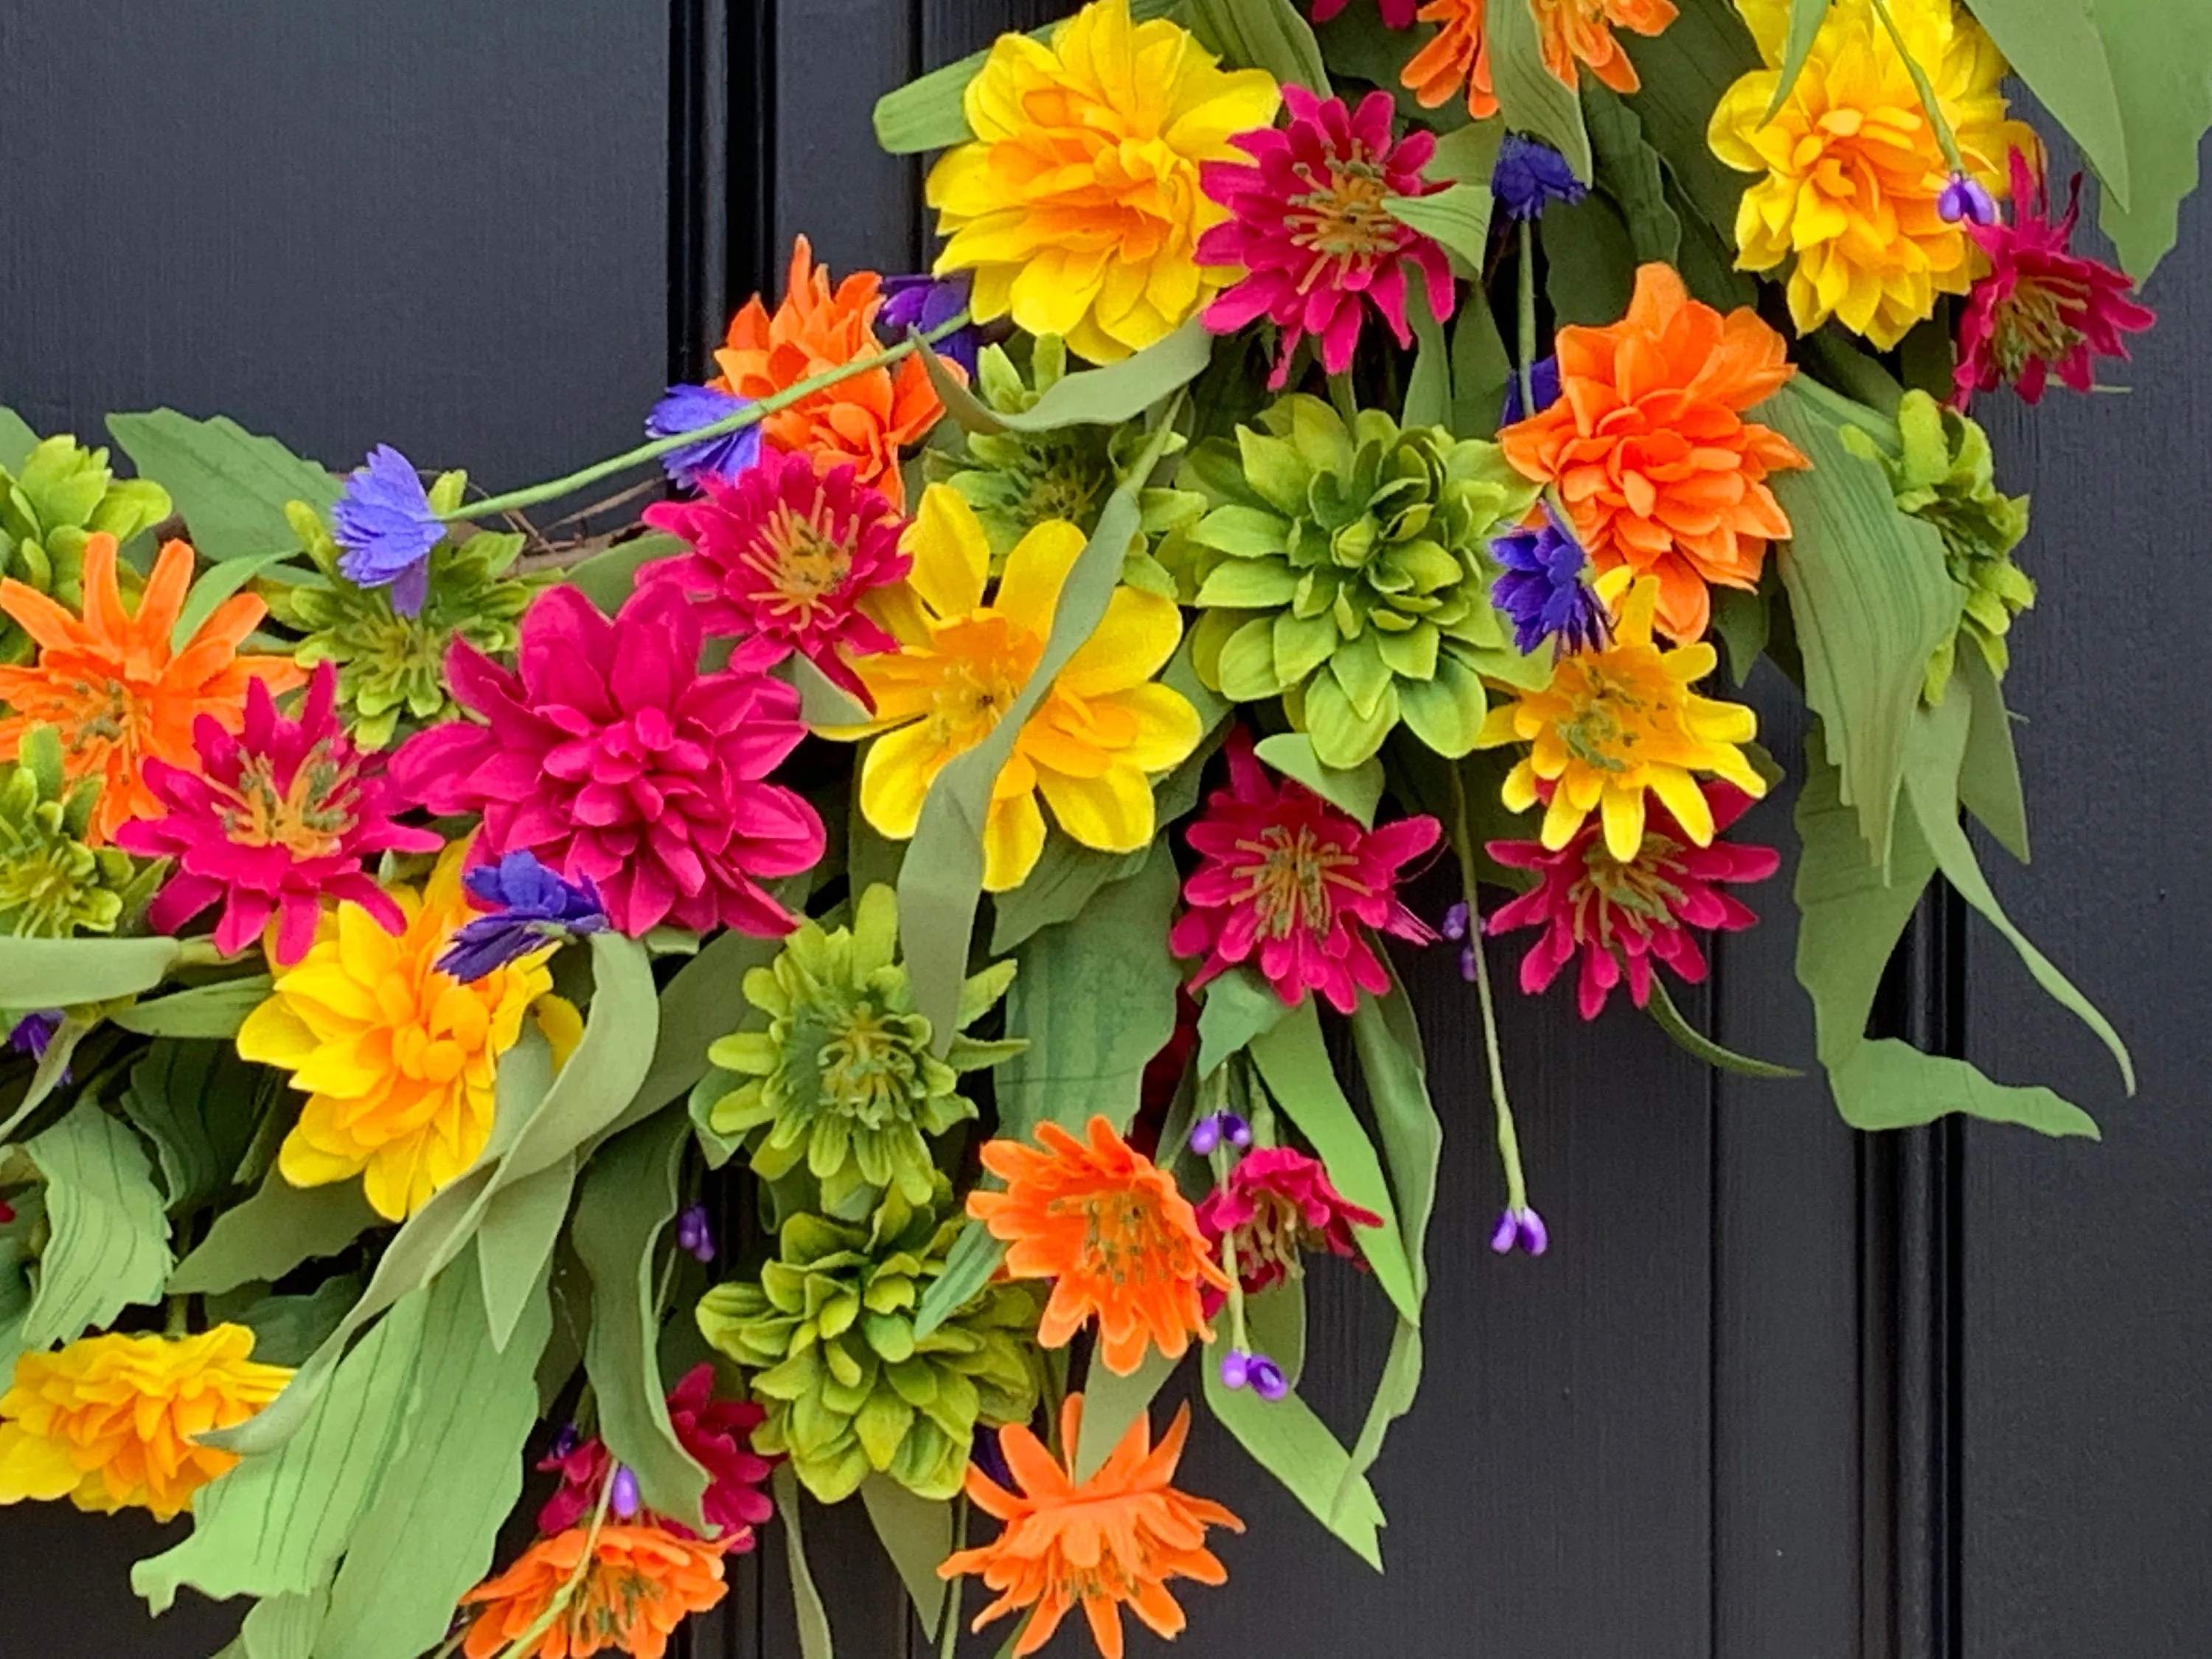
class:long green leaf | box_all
[2086,0,2212,279]
[1763,0,1832,119]
[105,409,339,566]
[116,1038,271,1215]
[169,1168,381,1296]
[475,1152,576,1352]
[1402,272,1453,429]
[498,933,658,1183]
[1584,85,1682,265]
[0,936,180,1008]
[0,406,39,471]
[1830,1038,2100,1139]
[858,1475,953,1632]
[111,976,271,1039]
[1202,1342,1386,1569]
[1074,1346,1179,1481]
[1964,0,2129,209]
[1194,967,1290,1081]
[1349,974,1442,1293]
[560,532,688,613]
[1183,0,1330,89]
[1617,0,1759,238]
[1955,647,2029,863]
[920,319,1212,439]
[774,1465,838,1659]
[21,1104,172,1347]
[911,1220,1005,1343]
[1491,0,1591,179]
[1644,978,1805,1078]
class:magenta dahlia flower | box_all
[1197,86,1455,389]
[538,1364,775,1545]
[1954,148,2156,407]
[389,584,823,938]
[639,447,909,698]
[1485,779,1779,1020]
[1309,0,1419,28]
[115,661,439,964]
[1169,730,1440,1014]
[1196,1146,1382,1309]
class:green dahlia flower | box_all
[265,498,541,747]
[924,335,1199,558]
[1179,394,1540,768]
[1843,392,2033,704]
[701,884,1019,1220]
[696,1180,1042,1503]
[0,434,172,664]
[0,728,149,938]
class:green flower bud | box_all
[0,434,172,664]
[0,728,153,938]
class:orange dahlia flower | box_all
[459,1523,730,1659]
[1403,0,1677,122]
[711,236,949,507]
[0,535,304,844]
[942,1394,1242,1659]
[1498,263,1807,643]
[969,1116,1228,1376]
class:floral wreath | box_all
[0,0,2171,1653]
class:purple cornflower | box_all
[1490,501,1608,657]
[1218,1348,1288,1401]
[676,1204,716,1264]
[879,272,981,374]
[437,850,608,983]
[1500,355,1562,426]
[646,383,764,490]
[1937,173,1999,227]
[1188,1111,1252,1158]
[1489,1206,1549,1257]
[1492,133,1587,222]
[332,445,444,617]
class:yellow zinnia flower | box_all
[0,1326,291,1522]
[925,0,1281,364]
[1708,0,2036,349]
[849,486,1202,891]
[238,844,557,1221]
[1475,570,1767,862]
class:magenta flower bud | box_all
[1219,1349,1252,1391]
[1248,1355,1288,1402]
[610,1465,641,1520]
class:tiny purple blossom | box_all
[676,1203,716,1263]
[1189,1112,1251,1157]
[550,1423,581,1461]
[1490,501,1609,656]
[879,273,981,375]
[7,1010,60,1063]
[610,1465,641,1520]
[1492,133,1587,222]
[1500,355,1562,426]
[1440,902,1470,942]
[646,383,765,490]
[1218,1349,1251,1391]
[1938,173,1999,227]
[1248,1355,1288,1401]
[437,849,608,983]
[332,445,444,618]
[1489,1206,1548,1256]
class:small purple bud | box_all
[1189,1116,1221,1156]
[1248,1355,1288,1402]
[1490,1206,1549,1257]
[551,1423,580,1461]
[1225,1114,1252,1150]
[1458,944,1478,984]
[1938,173,1998,227]
[610,1465,641,1520]
[1219,1349,1252,1391]
[1489,1210,1519,1253]
[1441,902,1470,942]
[676,1203,715,1263]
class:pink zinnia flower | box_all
[115,661,439,965]
[1195,1146,1382,1310]
[1168,730,1440,1014]
[1485,779,1778,1020]
[389,584,823,939]
[1310,0,1420,27]
[1953,147,2155,407]
[639,447,909,699]
[538,1364,776,1545]
[1197,86,1456,389]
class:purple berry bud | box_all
[1458,944,1478,984]
[551,1423,580,1461]
[1489,1210,1520,1253]
[1190,1116,1221,1156]
[676,1203,715,1263]
[1219,1349,1251,1391]
[1248,1355,1288,1402]
[611,1465,641,1520]
[1937,173,1998,226]
[1518,1207,1550,1256]
[1225,1113,1252,1149]
[1441,902,1470,942]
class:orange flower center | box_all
[1287,159,1397,273]
[924,616,1042,749]
[1232,824,1366,939]
[65,675,141,752]
[748,503,854,626]
[212,745,358,860]
[1556,654,1669,772]
[1048,1186,1183,1290]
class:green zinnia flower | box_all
[1178,393,1540,768]
[1843,392,2034,704]
[265,497,542,748]
[700,883,1019,1220]
[0,434,172,664]
[696,1179,1042,1503]
[0,728,151,938]
[924,335,1200,558]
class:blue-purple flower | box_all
[1188,1111,1251,1158]
[1492,134,1587,223]
[645,383,764,490]
[1937,172,1999,227]
[331,445,444,617]
[879,272,981,375]
[1218,1347,1288,1401]
[1500,355,1562,426]
[1490,502,1609,657]
[436,849,608,983]
[1490,1206,1548,1256]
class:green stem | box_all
[1220,1230,1249,1354]
[1448,762,1529,1216]
[936,1494,970,1659]
[1868,0,1966,175]
[1516,218,1538,420]
[440,311,973,524]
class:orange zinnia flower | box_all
[0,535,304,845]
[459,1524,730,1659]
[1498,263,1808,643]
[711,236,949,508]
[970,1116,1228,1376]
[1403,0,1677,121]
[942,1394,1242,1659]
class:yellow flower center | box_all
[1555,655,1669,773]
[922,616,1040,749]
[818,1004,919,1117]
[1052,1188,1176,1289]
[212,745,358,860]
[1988,279,2090,379]
[1234,823,1366,939]
[1287,159,1398,271]
[748,502,854,626]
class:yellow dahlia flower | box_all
[238,844,557,1221]
[925,0,1281,364]
[1708,0,2035,349]
[1475,570,1767,863]
[848,486,1202,891]
[0,1326,291,1522]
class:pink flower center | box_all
[1231,1187,1317,1280]
[1286,157,1398,279]
[1569,832,1687,947]
[1988,275,2090,380]
[212,743,358,860]
[1232,823,1366,939]
[745,503,855,628]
